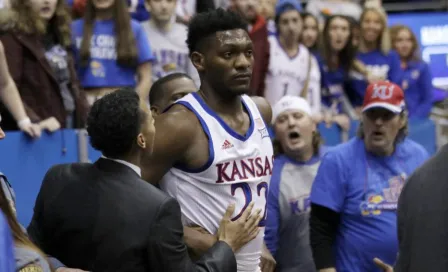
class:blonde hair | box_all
[10,0,72,48]
[359,6,391,55]
[0,184,54,271]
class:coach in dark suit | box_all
[27,89,262,272]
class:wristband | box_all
[17,118,31,129]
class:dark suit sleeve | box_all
[147,197,237,272]
[27,166,61,254]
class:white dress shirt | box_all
[101,156,141,177]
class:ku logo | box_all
[372,84,394,100]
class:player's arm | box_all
[251,96,273,125]
[250,96,277,272]
[141,106,197,184]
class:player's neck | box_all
[150,18,172,32]
[198,87,243,115]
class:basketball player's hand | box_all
[217,202,262,252]
[260,243,276,272]
[373,258,393,272]
[39,117,61,132]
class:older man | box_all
[310,81,429,272]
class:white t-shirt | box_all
[264,36,321,114]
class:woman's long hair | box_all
[47,0,73,48]
[390,25,420,62]
[80,0,138,67]
[301,12,320,52]
[10,0,72,48]
[0,184,53,271]
[10,0,46,35]
[359,5,391,55]
[321,15,356,73]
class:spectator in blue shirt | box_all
[72,0,154,104]
[390,25,433,119]
[310,81,429,272]
[347,6,402,108]
[318,15,357,130]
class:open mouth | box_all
[372,131,384,138]
[288,131,301,140]
[41,7,50,12]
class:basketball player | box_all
[149,73,197,116]
[142,9,274,272]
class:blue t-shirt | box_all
[310,137,429,272]
[0,212,14,272]
[317,54,346,113]
[348,50,402,106]
[71,19,154,88]
[402,61,433,119]
[128,0,150,21]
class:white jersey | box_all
[141,21,200,87]
[160,93,274,272]
[264,36,321,114]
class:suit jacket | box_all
[27,158,237,272]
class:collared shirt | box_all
[101,156,141,177]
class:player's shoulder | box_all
[158,103,202,139]
[249,96,272,124]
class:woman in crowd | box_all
[390,25,433,119]
[347,5,402,108]
[0,41,41,138]
[0,0,88,131]
[265,96,326,272]
[72,0,153,104]
[318,15,357,130]
[309,81,429,271]
[265,0,322,121]
[301,12,320,55]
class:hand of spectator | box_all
[18,118,41,138]
[260,243,276,272]
[333,114,350,132]
[312,112,324,124]
[323,111,333,128]
[373,258,393,272]
[39,117,61,132]
[217,202,262,252]
[367,73,385,84]
[56,268,90,272]
[355,106,362,117]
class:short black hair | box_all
[87,88,146,158]
[149,73,192,105]
[186,8,248,54]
